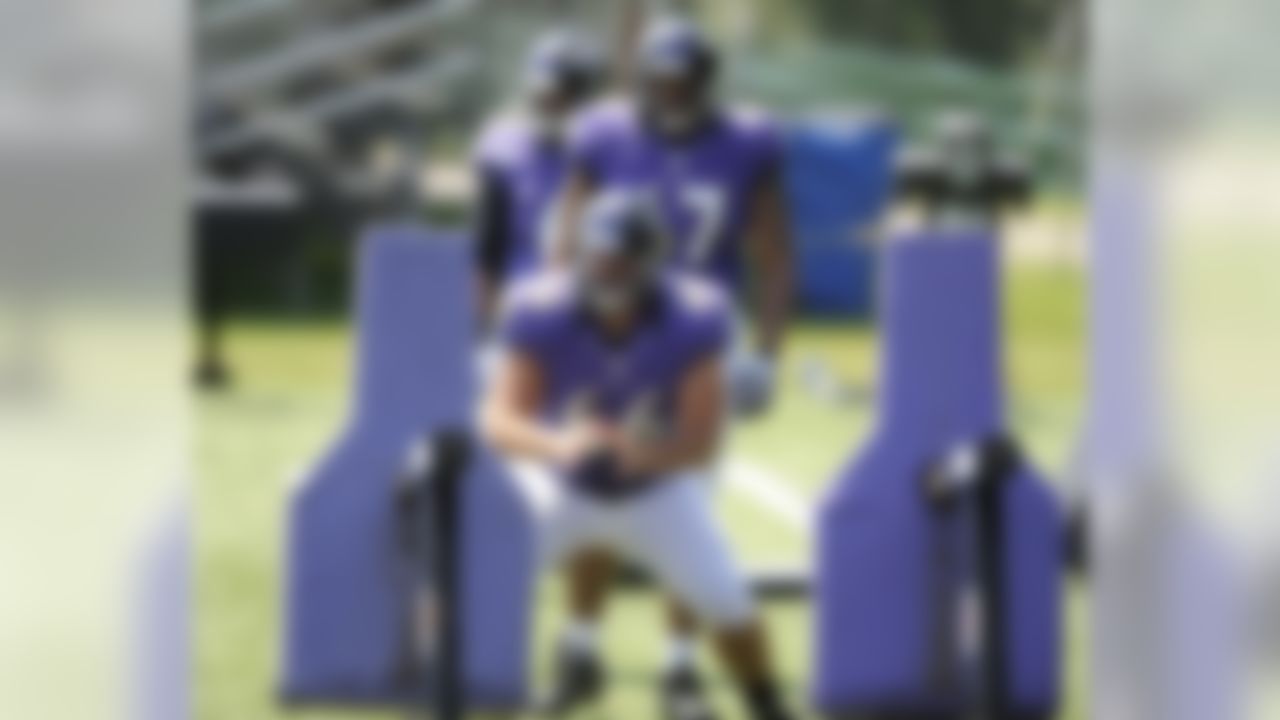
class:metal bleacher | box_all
[197,0,483,175]
[195,0,492,387]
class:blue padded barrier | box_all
[282,224,533,710]
[813,232,1062,717]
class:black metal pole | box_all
[974,440,1013,720]
[922,437,1019,720]
[396,429,470,719]
[428,429,470,720]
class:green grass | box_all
[197,261,1089,719]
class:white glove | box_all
[728,352,776,419]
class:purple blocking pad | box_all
[813,232,1062,716]
[282,224,533,709]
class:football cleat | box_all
[537,644,606,716]
[660,667,720,720]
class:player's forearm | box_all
[753,234,792,358]
[474,169,511,329]
[626,431,718,477]
[481,406,566,465]
[622,387,723,476]
[747,180,793,358]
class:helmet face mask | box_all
[636,18,717,136]
[639,70,713,136]
[579,259,648,317]
[523,30,603,137]
[574,192,667,319]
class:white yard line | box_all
[722,458,815,534]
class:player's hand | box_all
[728,352,777,418]
[610,433,656,479]
[551,419,613,469]
[561,422,653,501]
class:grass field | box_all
[197,259,1089,719]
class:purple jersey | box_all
[569,99,782,289]
[474,112,571,280]
[500,269,731,435]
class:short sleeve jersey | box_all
[568,99,783,290]
[474,112,573,279]
[499,269,731,436]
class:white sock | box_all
[664,635,698,673]
[561,620,599,658]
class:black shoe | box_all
[751,706,797,720]
[746,700,797,720]
[538,646,605,716]
[661,667,719,720]
[740,681,796,720]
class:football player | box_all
[472,29,605,325]
[544,16,794,718]
[557,16,792,414]
[481,191,796,720]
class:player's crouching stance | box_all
[480,192,795,720]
